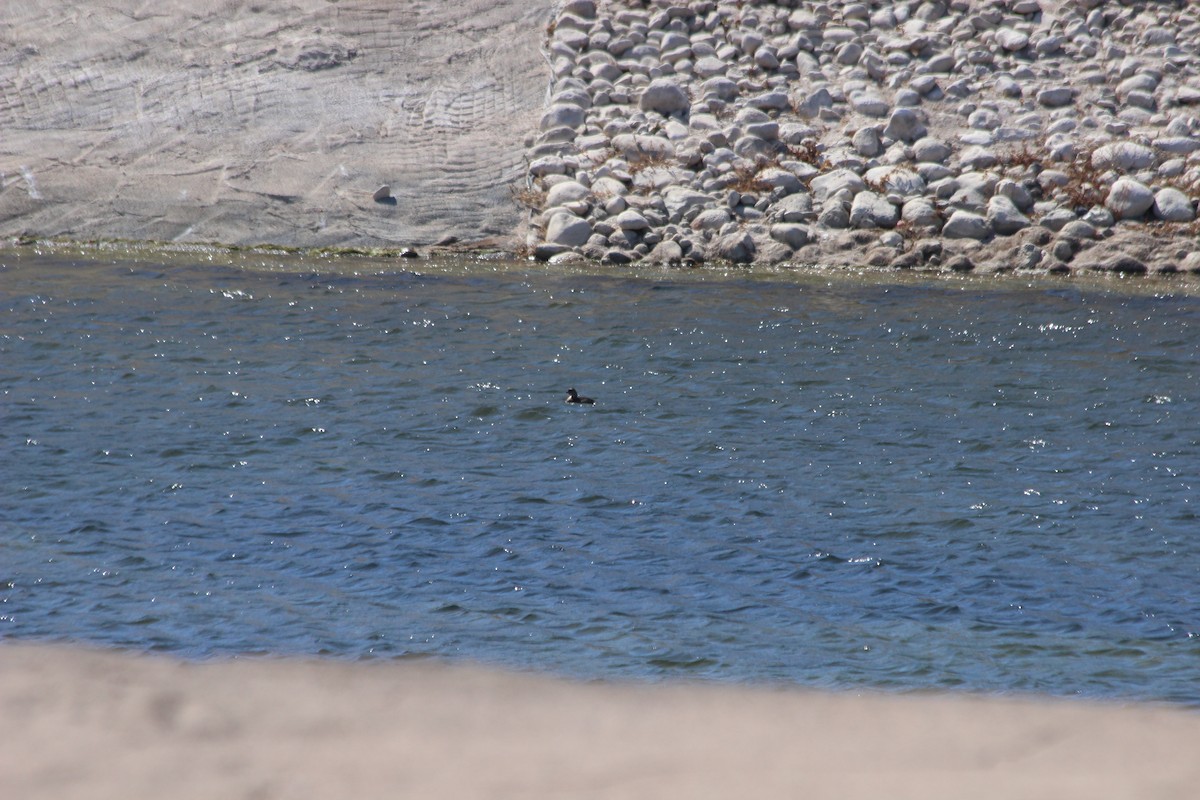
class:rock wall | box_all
[0,0,553,248]
[526,0,1200,274]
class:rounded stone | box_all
[1152,188,1196,222]
[540,104,587,131]
[850,92,890,117]
[912,137,952,163]
[712,230,755,263]
[1091,143,1157,172]
[901,198,941,229]
[545,180,591,207]
[639,79,690,115]
[613,209,650,230]
[853,127,883,157]
[769,224,810,249]
[1105,178,1155,220]
[996,28,1030,51]
[883,108,927,143]
[810,169,867,203]
[942,210,993,240]
[1036,87,1075,108]
[647,239,684,262]
[850,191,899,229]
[545,214,593,247]
[987,195,1031,235]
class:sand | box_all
[0,0,552,249]
[3,644,1198,800]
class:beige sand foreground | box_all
[3,645,1197,800]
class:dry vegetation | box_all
[625,146,673,175]
[1061,155,1110,210]
[786,139,825,168]
[509,182,546,211]
[997,141,1043,171]
[727,163,773,194]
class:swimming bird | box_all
[565,388,595,405]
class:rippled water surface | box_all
[3,249,1199,704]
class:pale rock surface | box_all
[850,192,900,229]
[640,80,691,115]
[546,213,593,246]
[943,210,993,240]
[1153,188,1196,222]
[1106,178,1155,220]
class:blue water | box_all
[3,248,1199,705]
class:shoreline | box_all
[4,643,1200,799]
[2,2,1197,276]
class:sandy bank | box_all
[3,644,1199,799]
[0,0,552,249]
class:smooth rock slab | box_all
[1059,220,1098,240]
[902,198,941,230]
[770,193,814,222]
[691,208,733,231]
[995,179,1034,211]
[664,187,712,219]
[853,127,883,157]
[694,56,728,78]
[1039,207,1079,231]
[747,91,791,111]
[700,77,738,101]
[795,88,834,118]
[1152,137,1200,155]
[611,134,674,161]
[529,156,567,177]
[647,239,684,262]
[561,0,596,18]
[757,168,803,195]
[996,28,1030,51]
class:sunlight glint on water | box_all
[2,251,1198,705]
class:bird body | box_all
[565,388,595,405]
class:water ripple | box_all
[2,254,1200,704]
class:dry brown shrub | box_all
[625,142,673,175]
[998,141,1043,170]
[786,140,825,168]
[1062,155,1108,210]
[728,164,772,195]
[894,219,921,243]
[509,183,546,211]
[864,174,888,194]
